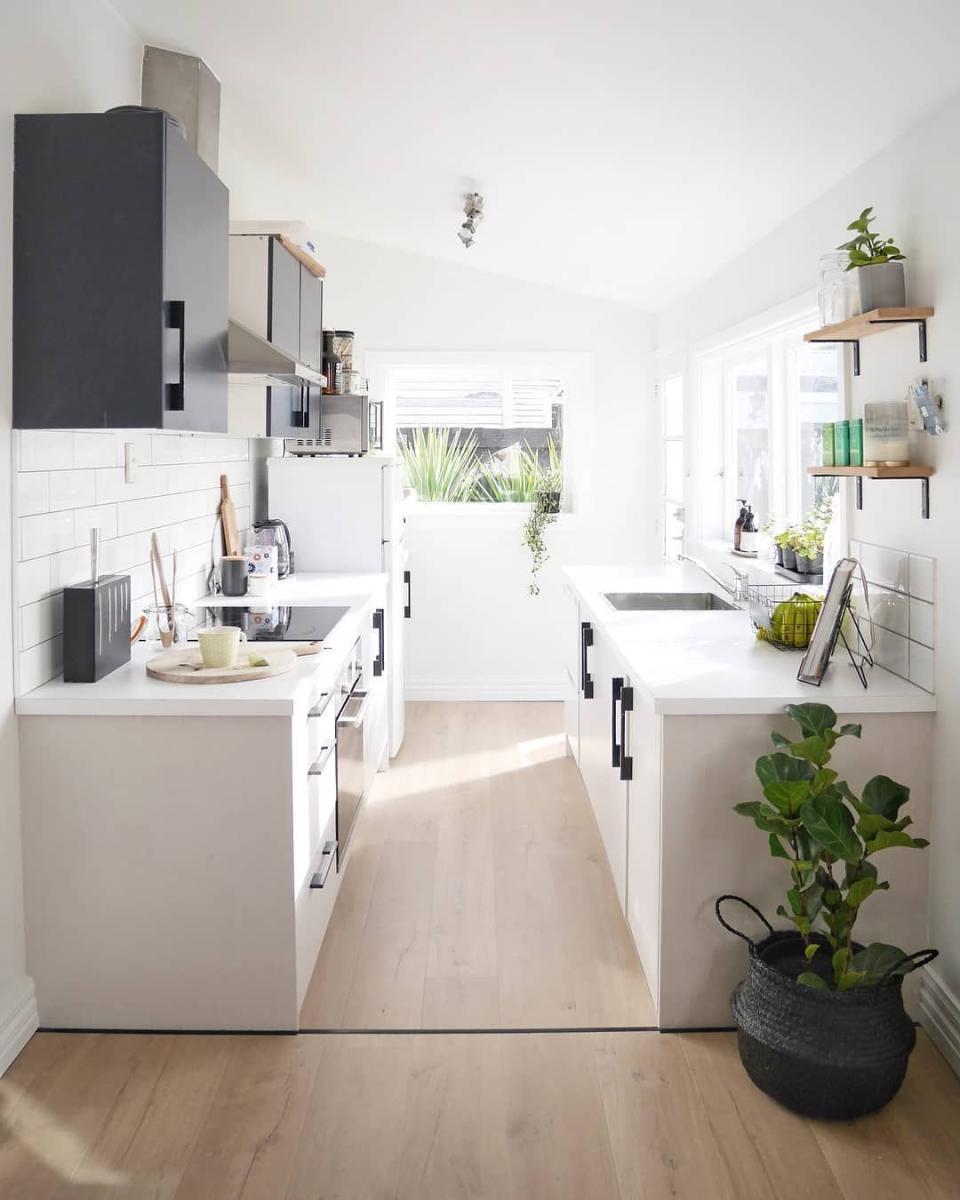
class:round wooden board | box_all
[146,648,299,685]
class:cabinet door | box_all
[578,623,629,909]
[299,270,323,371]
[266,384,320,440]
[561,584,580,762]
[268,238,301,360]
[162,118,228,433]
[626,703,661,1012]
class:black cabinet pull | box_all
[620,685,634,781]
[164,300,185,411]
[310,840,337,889]
[581,621,594,699]
[611,676,623,768]
[373,607,385,676]
[403,570,411,619]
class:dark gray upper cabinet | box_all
[298,270,323,372]
[229,235,324,373]
[266,384,322,440]
[13,109,229,431]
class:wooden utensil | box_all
[146,647,297,685]
[220,475,241,557]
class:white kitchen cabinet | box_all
[625,701,662,1010]
[577,617,629,910]
[561,581,580,761]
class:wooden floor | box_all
[4,702,960,1197]
[300,702,655,1029]
[2,1028,960,1198]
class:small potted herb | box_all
[781,529,800,573]
[794,528,824,576]
[772,529,793,568]
[837,207,906,310]
[719,703,935,1119]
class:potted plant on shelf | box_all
[837,206,906,311]
[794,527,824,577]
[772,528,792,569]
[717,703,935,1119]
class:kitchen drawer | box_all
[306,689,336,765]
[295,801,341,1016]
[305,735,337,868]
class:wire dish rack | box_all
[746,583,824,651]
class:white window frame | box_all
[659,369,685,560]
[365,350,592,523]
[687,297,848,552]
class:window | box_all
[695,314,843,543]
[661,374,684,559]
[387,365,564,504]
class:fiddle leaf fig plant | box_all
[734,703,929,991]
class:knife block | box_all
[63,575,132,682]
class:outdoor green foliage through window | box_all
[399,427,562,504]
[734,703,929,991]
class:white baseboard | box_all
[919,968,960,1078]
[406,681,566,702]
[0,975,38,1077]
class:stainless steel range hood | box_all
[227,321,326,388]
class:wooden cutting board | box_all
[283,641,324,656]
[220,475,241,557]
[146,648,298,685]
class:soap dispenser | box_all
[734,499,748,551]
[739,505,760,556]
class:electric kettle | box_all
[252,519,293,578]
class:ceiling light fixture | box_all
[458,192,484,248]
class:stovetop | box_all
[196,605,350,643]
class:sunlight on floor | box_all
[0,1080,127,1185]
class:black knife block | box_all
[63,575,132,682]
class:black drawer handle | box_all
[373,607,385,676]
[308,743,335,777]
[310,840,337,889]
[403,570,411,619]
[611,677,623,768]
[620,685,634,781]
[581,621,594,699]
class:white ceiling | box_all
[110,0,960,309]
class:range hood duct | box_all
[141,45,220,173]
[227,321,326,389]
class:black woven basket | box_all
[716,895,937,1119]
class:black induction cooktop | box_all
[196,605,349,643]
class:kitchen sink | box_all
[603,591,738,612]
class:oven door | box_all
[336,688,369,867]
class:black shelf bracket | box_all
[845,473,930,519]
[815,315,928,377]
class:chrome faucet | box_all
[678,554,750,603]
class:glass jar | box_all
[332,330,354,372]
[141,603,192,650]
[818,252,859,325]
[864,401,910,466]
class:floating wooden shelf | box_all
[808,465,934,518]
[804,307,933,375]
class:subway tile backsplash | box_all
[849,539,936,693]
[13,430,250,693]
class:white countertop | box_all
[566,564,937,717]
[16,573,387,718]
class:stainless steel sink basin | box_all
[603,591,737,612]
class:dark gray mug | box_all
[221,555,248,597]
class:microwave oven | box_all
[285,394,383,456]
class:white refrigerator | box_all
[267,455,406,757]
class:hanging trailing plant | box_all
[521,439,562,595]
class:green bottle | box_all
[849,418,864,467]
[822,423,835,467]
[834,419,850,466]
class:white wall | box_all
[313,233,657,698]
[656,87,960,1066]
[0,0,142,1070]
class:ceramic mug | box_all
[196,626,247,669]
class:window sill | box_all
[405,502,580,532]
[686,539,785,584]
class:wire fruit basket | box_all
[747,583,824,651]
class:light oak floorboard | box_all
[1,1031,959,1198]
[301,702,655,1029]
